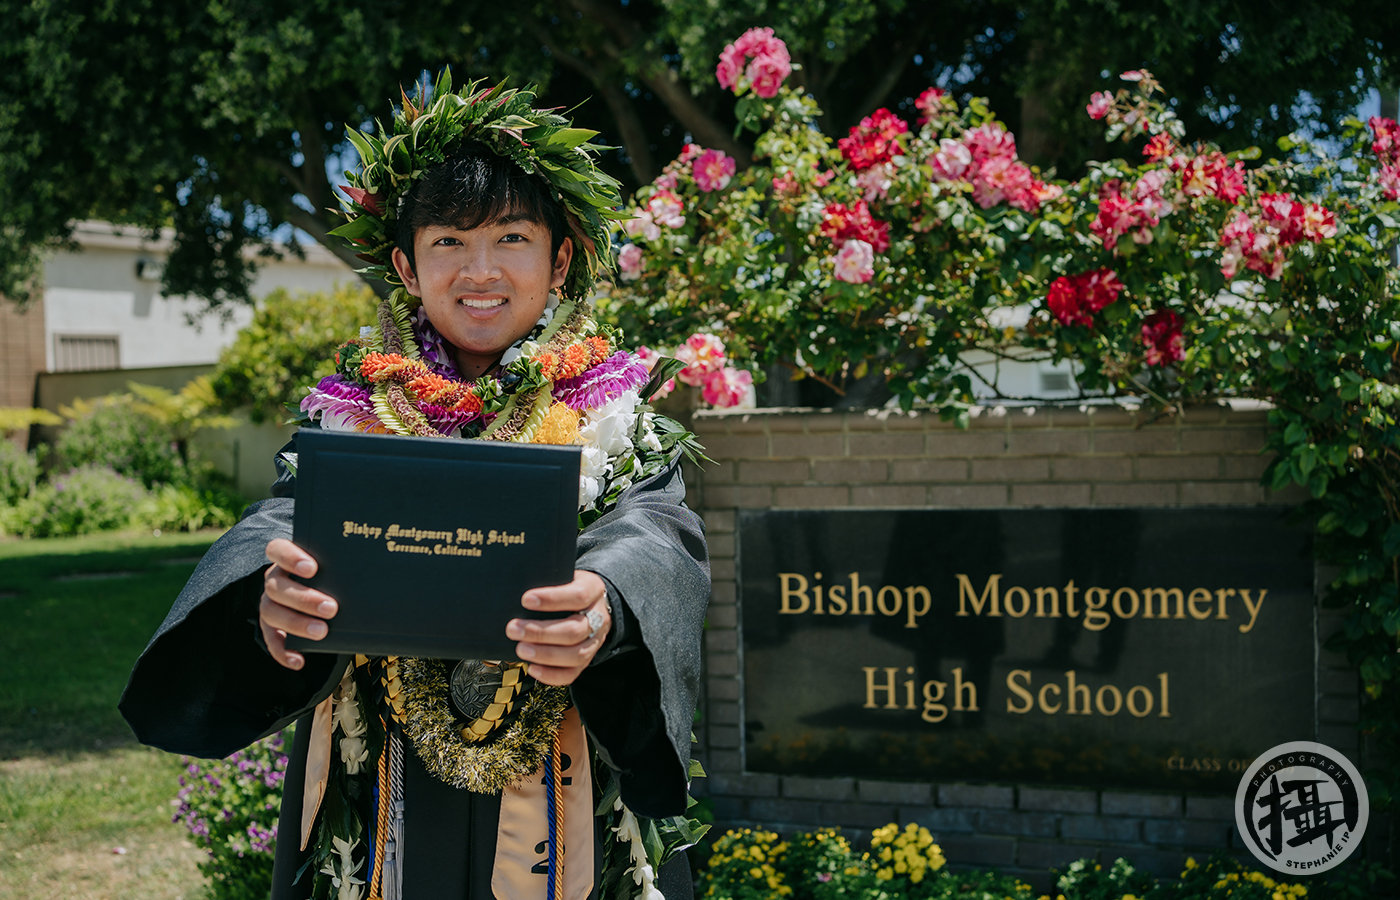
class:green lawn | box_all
[0,530,227,899]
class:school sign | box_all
[739,507,1313,793]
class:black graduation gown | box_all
[119,441,710,898]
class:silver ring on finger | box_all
[585,608,606,641]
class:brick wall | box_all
[685,404,1369,886]
[0,299,45,413]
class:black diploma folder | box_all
[285,428,581,659]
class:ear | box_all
[391,247,422,297]
[550,237,575,292]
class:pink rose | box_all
[675,332,726,386]
[833,239,875,284]
[678,143,704,164]
[653,172,679,191]
[931,138,972,181]
[647,190,686,228]
[1120,69,1147,82]
[1302,204,1337,241]
[746,52,791,99]
[856,163,894,201]
[618,244,643,281]
[716,46,744,91]
[622,210,661,242]
[1381,163,1400,200]
[964,123,1017,164]
[701,367,754,408]
[693,148,737,192]
[716,27,791,97]
[1086,91,1113,120]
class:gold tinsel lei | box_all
[400,657,570,792]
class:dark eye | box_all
[500,233,526,244]
[435,236,461,246]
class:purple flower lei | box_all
[553,351,651,410]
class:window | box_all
[54,335,120,372]
[1039,370,1072,392]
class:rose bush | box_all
[602,30,1400,804]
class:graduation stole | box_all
[302,659,594,900]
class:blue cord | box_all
[544,751,559,898]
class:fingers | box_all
[509,593,611,686]
[522,570,606,612]
[263,566,338,620]
[259,610,304,671]
[266,538,317,578]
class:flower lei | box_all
[298,288,702,517]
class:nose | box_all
[457,241,502,285]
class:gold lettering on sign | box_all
[1034,586,1060,617]
[876,586,903,617]
[777,573,1272,631]
[952,667,978,711]
[850,573,875,615]
[1083,588,1111,631]
[778,574,809,614]
[1238,589,1267,633]
[1142,587,1184,619]
[904,586,932,629]
[955,573,1001,616]
[921,680,948,722]
[1000,671,1171,718]
[1006,670,1033,714]
[1004,586,1031,618]
[862,667,900,709]
[1066,670,1091,715]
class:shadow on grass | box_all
[0,530,226,759]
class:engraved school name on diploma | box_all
[342,520,527,557]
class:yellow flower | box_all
[910,870,925,884]
[749,867,763,879]
[894,861,908,875]
[879,847,893,863]
[876,867,894,881]
[1185,857,1198,869]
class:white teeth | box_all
[459,298,506,309]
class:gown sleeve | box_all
[572,461,710,820]
[120,440,711,823]
[118,445,350,758]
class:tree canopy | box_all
[3,0,1398,311]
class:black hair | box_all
[395,143,569,274]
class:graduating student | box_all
[120,75,710,900]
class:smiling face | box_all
[391,216,573,379]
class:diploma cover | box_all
[286,429,581,660]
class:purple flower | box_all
[413,308,462,377]
[553,351,651,410]
[301,374,381,432]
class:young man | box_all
[120,80,710,900]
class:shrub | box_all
[56,396,183,488]
[138,483,244,533]
[0,439,39,505]
[173,731,289,900]
[210,282,379,423]
[4,465,146,537]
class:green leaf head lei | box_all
[328,68,628,300]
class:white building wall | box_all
[42,221,354,371]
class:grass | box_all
[0,529,227,899]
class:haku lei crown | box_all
[327,69,628,300]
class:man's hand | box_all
[259,538,338,671]
[506,570,610,686]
